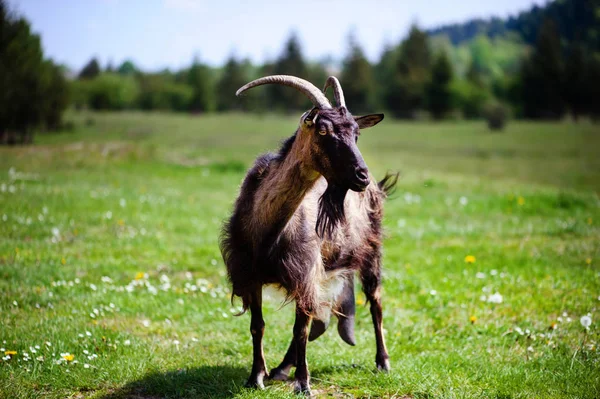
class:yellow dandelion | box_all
[356,298,365,306]
[118,219,125,226]
[465,255,476,264]
[4,350,17,356]
[517,196,525,206]
[61,258,66,265]
[469,316,477,324]
[135,272,145,280]
[586,258,592,265]
[62,354,74,362]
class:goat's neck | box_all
[253,132,319,243]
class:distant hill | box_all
[427,0,599,50]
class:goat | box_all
[220,75,397,395]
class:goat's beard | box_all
[316,184,348,239]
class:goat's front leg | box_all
[360,260,391,372]
[292,305,312,395]
[245,288,268,388]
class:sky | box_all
[11,0,545,72]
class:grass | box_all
[0,111,599,398]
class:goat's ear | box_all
[354,114,384,129]
[304,107,319,126]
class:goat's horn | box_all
[323,76,346,108]
[236,75,331,109]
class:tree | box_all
[384,25,431,118]
[187,57,215,113]
[340,33,375,113]
[587,55,600,120]
[87,74,140,110]
[268,32,310,111]
[427,51,454,119]
[374,43,398,111]
[118,60,138,76]
[216,54,248,111]
[563,42,587,120]
[521,18,565,119]
[0,0,68,144]
[79,57,101,80]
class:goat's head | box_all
[236,75,383,192]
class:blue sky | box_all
[11,0,544,71]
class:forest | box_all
[1,0,599,144]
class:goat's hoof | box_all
[268,367,290,381]
[293,380,312,396]
[376,357,391,372]
[245,372,267,389]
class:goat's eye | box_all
[318,129,327,136]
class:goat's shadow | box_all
[100,365,247,399]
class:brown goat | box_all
[220,75,397,395]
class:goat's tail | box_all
[378,171,399,197]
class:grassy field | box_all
[1,111,599,399]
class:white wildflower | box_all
[487,293,503,304]
[580,315,592,329]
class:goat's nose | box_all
[355,166,369,183]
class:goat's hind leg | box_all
[268,336,296,381]
[269,305,312,395]
[292,305,312,395]
[245,288,269,388]
[360,253,391,372]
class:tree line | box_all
[72,20,600,122]
[2,0,599,145]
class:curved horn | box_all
[323,76,346,108]
[236,75,331,109]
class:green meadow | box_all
[1,112,599,398]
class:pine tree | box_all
[187,57,215,113]
[79,58,101,80]
[374,43,398,111]
[521,18,565,119]
[0,0,68,143]
[427,51,454,120]
[386,25,431,118]
[268,32,310,111]
[216,54,248,111]
[340,33,374,113]
[563,42,587,120]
